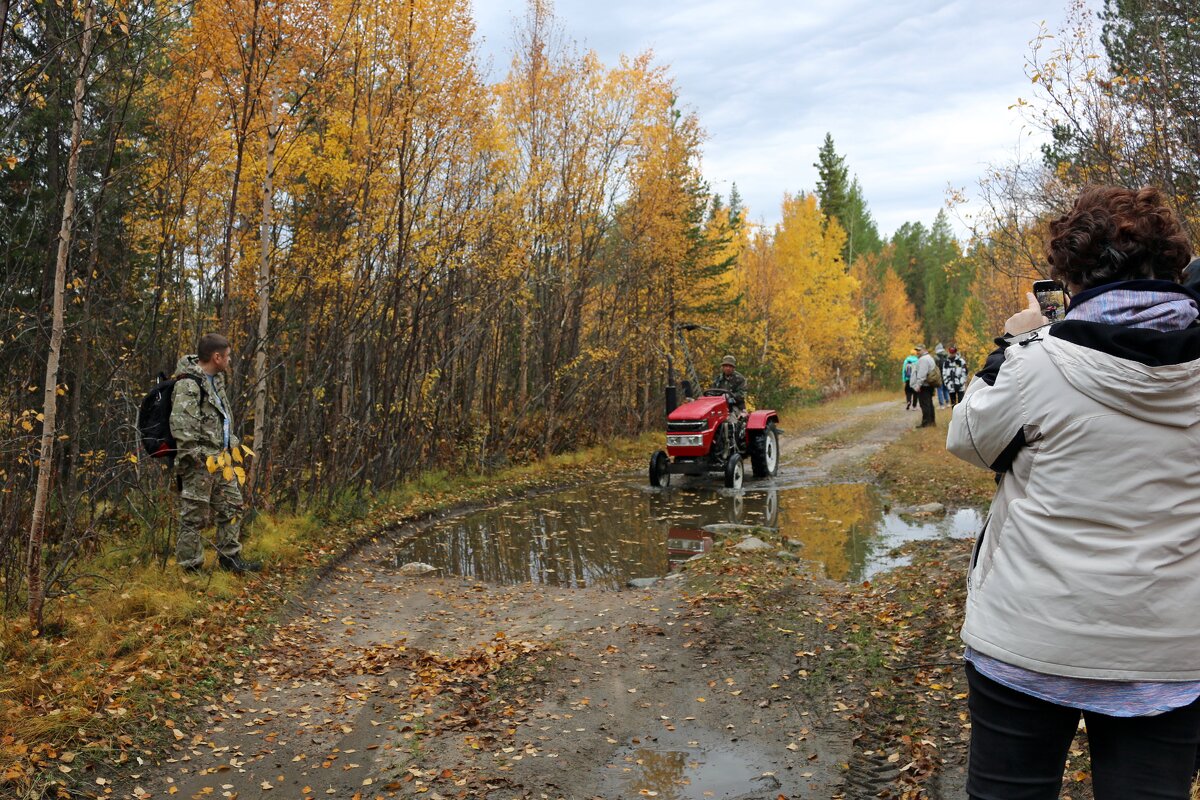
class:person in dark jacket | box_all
[711,355,747,411]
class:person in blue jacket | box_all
[901,349,919,410]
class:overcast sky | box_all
[471,0,1093,240]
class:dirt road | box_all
[131,400,977,800]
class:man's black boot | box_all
[218,553,262,573]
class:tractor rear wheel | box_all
[723,453,744,490]
[649,450,671,488]
[751,422,779,478]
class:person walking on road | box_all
[901,349,919,410]
[943,346,968,406]
[934,344,951,408]
[947,185,1200,800]
[170,333,261,574]
[908,345,937,428]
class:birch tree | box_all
[27,0,96,628]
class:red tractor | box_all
[649,391,779,489]
[647,325,779,489]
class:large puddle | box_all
[598,736,777,800]
[394,479,981,588]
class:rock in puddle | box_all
[734,536,773,552]
[703,523,778,537]
[398,561,440,576]
[626,577,661,589]
[893,502,946,517]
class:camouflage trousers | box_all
[176,462,243,568]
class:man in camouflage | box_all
[712,355,747,412]
[169,333,260,573]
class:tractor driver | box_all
[712,355,747,414]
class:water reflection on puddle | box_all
[393,482,774,589]
[779,484,982,581]
[600,738,771,800]
[393,480,982,588]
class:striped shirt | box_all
[965,647,1200,717]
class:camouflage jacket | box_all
[169,355,238,463]
[711,370,747,407]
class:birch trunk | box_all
[248,92,278,501]
[28,0,95,628]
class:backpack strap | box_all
[174,373,206,404]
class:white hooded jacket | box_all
[947,320,1200,680]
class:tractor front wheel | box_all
[649,450,671,488]
[724,453,744,490]
[751,422,779,478]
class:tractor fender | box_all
[746,410,779,431]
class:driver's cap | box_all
[721,355,736,367]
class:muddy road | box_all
[135,401,982,800]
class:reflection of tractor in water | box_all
[666,527,713,571]
[649,324,780,489]
[663,489,778,570]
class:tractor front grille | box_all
[667,420,706,433]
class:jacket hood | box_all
[1043,322,1200,428]
[176,354,204,378]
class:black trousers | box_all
[966,662,1200,800]
[949,388,965,405]
[904,385,916,407]
[917,386,935,426]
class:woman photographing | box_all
[947,185,1200,799]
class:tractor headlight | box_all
[667,434,703,447]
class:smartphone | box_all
[1033,279,1067,321]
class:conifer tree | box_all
[814,133,849,232]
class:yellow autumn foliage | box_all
[741,193,859,388]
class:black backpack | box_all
[137,373,205,460]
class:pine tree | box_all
[814,133,849,232]
[842,177,883,266]
[728,182,744,220]
[813,135,882,266]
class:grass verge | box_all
[868,423,996,508]
[781,388,897,433]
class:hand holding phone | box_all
[1005,292,1051,336]
[1033,279,1068,321]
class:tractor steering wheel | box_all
[703,389,735,405]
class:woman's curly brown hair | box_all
[1047,186,1193,290]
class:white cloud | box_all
[472,0,1088,238]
